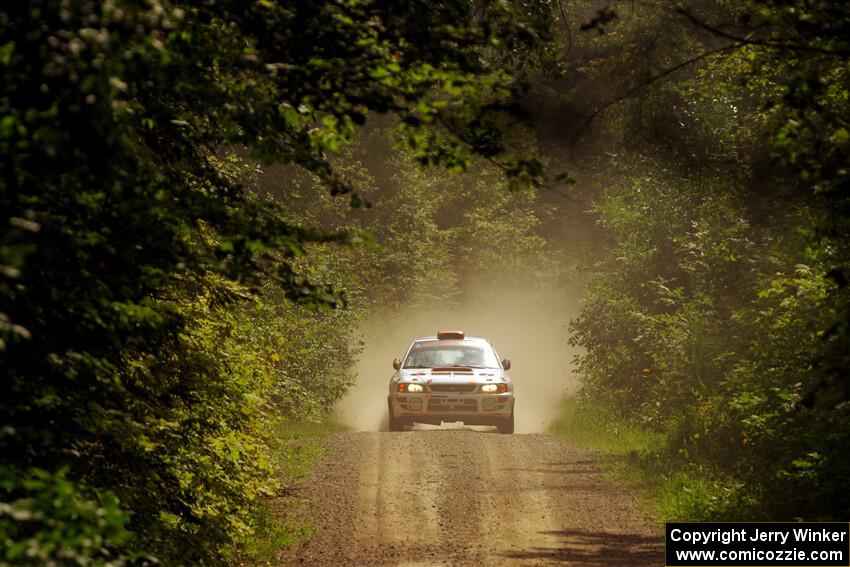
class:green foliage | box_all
[236,419,347,566]
[0,467,134,566]
[549,394,666,455]
[565,0,850,520]
[360,153,554,306]
[550,395,758,522]
[0,0,554,563]
[572,151,850,518]
[258,120,558,311]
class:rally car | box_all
[387,330,514,433]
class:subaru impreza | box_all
[387,330,514,433]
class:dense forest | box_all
[1,0,848,565]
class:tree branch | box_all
[555,0,573,57]
[434,114,582,202]
[570,42,740,145]
[677,8,850,57]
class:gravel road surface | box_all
[280,429,663,566]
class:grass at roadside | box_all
[549,396,743,522]
[273,419,349,478]
[549,396,665,455]
[237,418,348,565]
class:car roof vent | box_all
[436,329,464,340]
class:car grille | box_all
[398,398,423,411]
[429,384,477,393]
[427,398,478,412]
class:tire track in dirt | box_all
[279,430,663,567]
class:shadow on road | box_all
[500,529,664,566]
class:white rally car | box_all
[387,330,514,433]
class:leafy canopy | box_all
[0,0,552,564]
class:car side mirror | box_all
[393,358,401,370]
[502,358,511,370]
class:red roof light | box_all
[436,329,464,340]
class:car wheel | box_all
[496,412,514,434]
[388,399,406,432]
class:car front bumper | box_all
[389,392,514,422]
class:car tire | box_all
[388,399,406,432]
[496,412,514,434]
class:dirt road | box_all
[279,428,663,566]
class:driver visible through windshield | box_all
[403,340,501,369]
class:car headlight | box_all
[481,383,507,393]
[398,383,424,393]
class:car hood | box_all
[398,367,510,384]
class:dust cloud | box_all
[335,286,582,433]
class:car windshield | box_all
[403,340,501,369]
